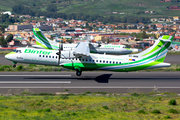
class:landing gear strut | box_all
[13,64,16,68]
[76,69,82,76]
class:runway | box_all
[0,72,180,94]
[0,55,180,65]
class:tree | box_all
[0,25,6,33]
[0,36,7,47]
[6,34,14,43]
[46,5,57,12]
[141,30,148,38]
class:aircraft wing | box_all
[73,42,90,57]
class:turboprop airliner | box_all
[32,28,132,54]
[5,35,173,76]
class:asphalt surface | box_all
[0,72,179,94]
[0,55,180,65]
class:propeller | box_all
[57,41,63,65]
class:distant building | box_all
[39,25,53,31]
[1,11,12,15]
[117,29,141,33]
[9,25,33,31]
[151,18,158,22]
[165,0,171,2]
[173,16,180,21]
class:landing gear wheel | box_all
[76,69,82,76]
[13,64,16,68]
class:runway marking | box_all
[0,86,180,88]
[0,81,71,84]
[0,75,71,77]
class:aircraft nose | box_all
[5,52,15,60]
[5,54,10,60]
[125,49,132,54]
[128,49,132,53]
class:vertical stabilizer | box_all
[136,35,173,62]
[33,28,59,50]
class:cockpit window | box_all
[15,50,21,53]
[13,50,16,52]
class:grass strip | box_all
[0,92,180,119]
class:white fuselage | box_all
[5,47,170,72]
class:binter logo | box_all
[104,45,121,48]
[24,49,52,55]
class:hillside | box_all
[1,0,180,17]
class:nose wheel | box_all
[13,64,16,68]
[76,69,82,76]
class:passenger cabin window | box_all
[52,56,54,58]
[56,56,58,59]
[39,55,41,57]
[103,61,105,63]
[43,55,45,57]
[106,61,108,63]
[116,62,118,64]
[100,60,102,63]
[109,61,111,64]
[96,60,98,62]
[46,56,48,58]
[49,56,51,58]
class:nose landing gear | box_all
[13,62,17,68]
[13,64,16,68]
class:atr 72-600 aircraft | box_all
[32,28,132,54]
[5,35,173,76]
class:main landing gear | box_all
[76,69,82,76]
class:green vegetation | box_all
[137,109,146,114]
[167,51,180,55]
[0,64,69,72]
[1,0,180,18]
[151,109,161,114]
[0,92,180,119]
[169,99,177,105]
[0,34,14,47]
[168,108,178,114]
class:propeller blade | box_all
[61,41,63,50]
[58,43,61,65]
